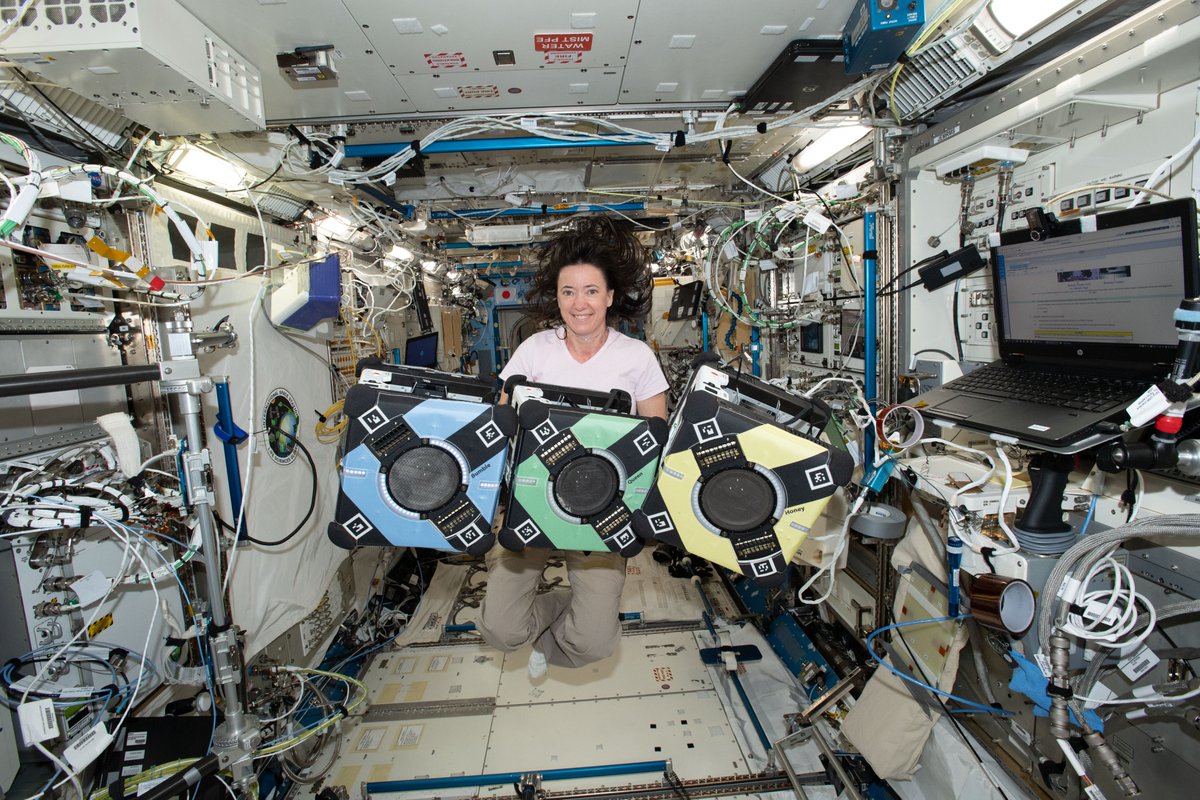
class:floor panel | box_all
[494,629,712,704]
[295,557,788,800]
[479,691,750,796]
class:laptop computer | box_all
[907,197,1199,452]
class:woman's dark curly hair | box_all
[525,216,652,330]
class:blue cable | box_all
[1080,494,1098,537]
[36,768,62,797]
[113,521,219,752]
[725,294,743,349]
[865,615,1014,716]
[12,489,220,790]
[328,639,390,675]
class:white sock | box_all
[527,647,547,679]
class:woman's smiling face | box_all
[557,262,613,340]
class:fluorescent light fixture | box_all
[389,245,414,261]
[818,161,874,200]
[466,224,535,245]
[986,0,1076,38]
[932,145,1028,178]
[792,125,871,172]
[316,214,355,242]
[170,145,247,190]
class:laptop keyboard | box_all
[946,365,1149,413]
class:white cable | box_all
[1056,738,1088,779]
[922,438,997,503]
[1061,557,1157,649]
[1127,128,1200,208]
[259,671,306,724]
[224,278,267,589]
[1079,684,1200,706]
[0,0,41,39]
[0,169,15,203]
[33,741,81,800]
[19,536,132,800]
[1129,469,1144,522]
[212,772,240,796]
[136,450,180,474]
[797,491,865,605]
[97,519,161,733]
[992,447,1020,552]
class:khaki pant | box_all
[479,546,626,668]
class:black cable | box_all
[0,102,80,159]
[244,429,318,547]
[951,281,965,362]
[10,67,127,162]
[876,263,926,295]
[1124,470,1137,523]
[876,281,921,298]
[666,770,692,800]
[912,348,958,361]
[245,160,285,192]
[1157,626,1197,678]
[877,250,959,297]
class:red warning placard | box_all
[534,33,593,52]
[544,51,583,65]
[425,52,467,69]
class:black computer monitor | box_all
[404,332,439,368]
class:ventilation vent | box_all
[45,0,82,26]
[88,0,125,24]
[754,159,793,194]
[0,0,37,24]
[0,82,129,150]
[0,0,264,134]
[891,36,985,121]
[256,190,310,222]
[0,0,128,27]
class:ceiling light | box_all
[390,245,414,261]
[316,214,355,242]
[791,125,871,172]
[170,145,247,190]
[985,0,1077,38]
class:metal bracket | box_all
[798,667,865,725]
[515,772,541,800]
[851,601,872,639]
[182,448,216,507]
[773,720,867,800]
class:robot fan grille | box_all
[387,446,461,512]
[699,468,775,532]
[554,455,619,517]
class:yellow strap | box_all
[87,235,131,263]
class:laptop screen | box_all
[992,198,1199,369]
[404,332,439,368]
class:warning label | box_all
[424,52,467,69]
[534,33,593,52]
[458,85,500,99]
[544,51,584,65]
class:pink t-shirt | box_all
[499,327,668,413]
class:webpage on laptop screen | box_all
[996,219,1185,347]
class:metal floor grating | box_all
[291,553,809,799]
